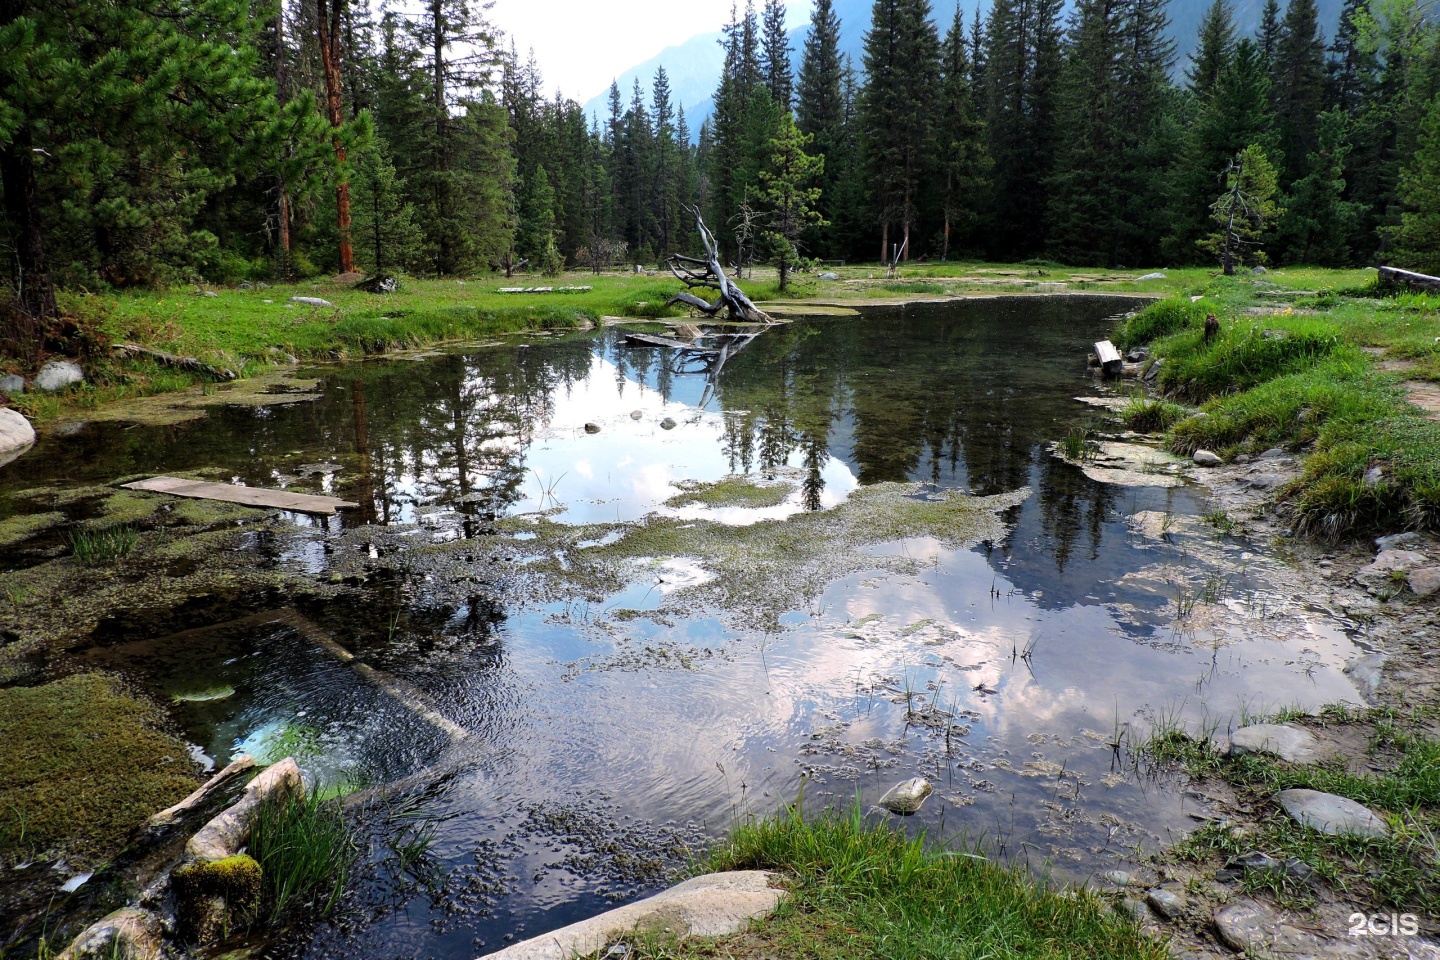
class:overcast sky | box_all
[486,0,809,104]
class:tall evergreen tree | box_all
[861,0,942,261]
[1271,0,1329,184]
[1258,0,1282,64]
[751,115,825,291]
[761,0,794,113]
[1276,109,1359,264]
[1187,0,1236,98]
[937,7,988,260]
[1327,0,1376,113]
[797,0,845,256]
[1388,93,1440,272]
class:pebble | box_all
[629,410,644,420]
[1116,899,1150,923]
[660,418,677,430]
[1101,870,1133,887]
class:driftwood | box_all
[1378,266,1440,294]
[665,208,774,324]
[112,343,238,380]
[1093,340,1123,377]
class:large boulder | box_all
[1226,724,1327,763]
[55,907,163,960]
[34,359,84,391]
[0,373,24,394]
[1276,788,1389,838]
[0,408,36,467]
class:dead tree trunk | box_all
[665,208,774,325]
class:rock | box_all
[629,410,644,420]
[1145,887,1186,921]
[0,408,36,466]
[201,290,219,298]
[583,422,601,434]
[34,360,84,391]
[1225,850,1281,875]
[1227,724,1326,763]
[1364,465,1386,486]
[877,777,933,815]
[1192,449,1222,466]
[173,854,262,945]
[55,907,163,960]
[1102,869,1133,886]
[1214,867,1243,883]
[476,871,785,960]
[1276,788,1389,838]
[660,418,677,430]
[1282,857,1315,882]
[1408,566,1440,597]
[1213,899,1359,956]
[1376,531,1423,552]
[1125,347,1148,362]
[1260,446,1287,459]
[0,374,25,395]
[185,758,304,862]
[357,274,399,294]
[1252,265,1268,275]
[1135,272,1166,281]
[238,281,253,290]
[1142,358,1162,381]
[1116,899,1150,923]
[1233,453,1251,463]
[819,272,839,280]
[289,296,334,307]
[1356,549,1427,585]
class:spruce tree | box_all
[651,67,684,257]
[751,115,826,291]
[1272,0,1329,184]
[937,7,988,260]
[861,0,942,261]
[1259,0,1282,64]
[349,138,424,274]
[1187,0,1236,98]
[797,0,845,255]
[1388,94,1440,272]
[1201,143,1283,272]
[1276,109,1359,265]
[761,0,794,113]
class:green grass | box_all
[1122,397,1189,432]
[67,524,139,565]
[248,791,357,924]
[1114,298,1207,351]
[614,801,1167,960]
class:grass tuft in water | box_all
[67,525,139,565]
[248,791,357,924]
[623,800,1169,959]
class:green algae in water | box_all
[0,510,65,548]
[664,475,796,509]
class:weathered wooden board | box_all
[1094,339,1124,376]
[495,285,592,294]
[624,331,718,352]
[1378,266,1440,294]
[122,476,357,516]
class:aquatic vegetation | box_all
[68,524,139,565]
[0,510,65,548]
[249,792,357,923]
[1058,424,1097,461]
[172,854,263,940]
[664,475,796,509]
[0,674,200,865]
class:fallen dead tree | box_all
[111,343,238,380]
[665,208,774,325]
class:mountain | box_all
[583,0,1346,141]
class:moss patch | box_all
[0,510,65,547]
[0,673,201,865]
[664,475,796,509]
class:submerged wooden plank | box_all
[121,476,357,515]
[624,331,719,352]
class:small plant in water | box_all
[248,791,356,924]
[1059,424,1095,461]
[68,525,139,565]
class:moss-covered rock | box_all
[173,854,262,943]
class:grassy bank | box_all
[1113,275,1440,538]
[616,803,1167,960]
[1143,707,1439,918]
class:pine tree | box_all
[1187,0,1236,98]
[1276,109,1359,265]
[983,0,1065,257]
[937,7,988,260]
[751,115,826,291]
[1327,0,1376,114]
[1388,94,1440,272]
[1258,0,1282,64]
[349,138,424,274]
[707,2,776,257]
[861,0,942,261]
[761,0,794,113]
[796,0,845,256]
[1201,143,1284,272]
[651,67,684,257]
[1272,0,1329,184]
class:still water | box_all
[3,296,1364,954]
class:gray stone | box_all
[660,418,677,430]
[1408,566,1440,597]
[1136,272,1167,281]
[1125,347,1149,362]
[201,290,219,298]
[818,272,839,280]
[1145,887,1186,921]
[55,907,162,960]
[0,408,36,467]
[1213,867,1244,883]
[1102,869,1133,886]
[1376,531,1424,552]
[238,281,253,290]
[1143,358,1162,381]
[1252,265,1268,274]
[1227,724,1326,763]
[1364,465,1386,486]
[629,410,644,420]
[1226,850,1281,875]
[476,871,785,960]
[584,422,601,434]
[1282,857,1315,882]
[1116,899,1150,923]
[289,296,334,307]
[1214,900,1328,955]
[186,758,304,862]
[1233,453,1252,463]
[877,777,933,815]
[1356,549,1428,588]
[0,374,25,394]
[1260,446,1288,458]
[34,360,84,391]
[1276,788,1389,838]
[1192,449,1222,466]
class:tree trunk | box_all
[317,0,354,274]
[275,5,292,276]
[880,221,888,266]
[0,126,57,360]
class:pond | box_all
[1,295,1366,955]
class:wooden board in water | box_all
[122,476,357,516]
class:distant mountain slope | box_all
[584,0,1345,140]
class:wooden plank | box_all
[1378,266,1440,294]
[122,476,357,516]
[1094,339,1124,376]
[623,331,719,353]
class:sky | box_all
[486,0,809,105]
